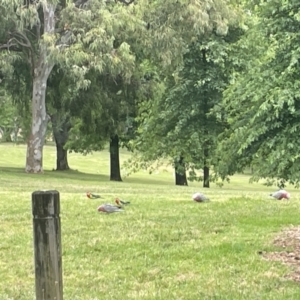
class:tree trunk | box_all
[203,147,210,188]
[56,144,69,171]
[203,167,210,188]
[51,113,71,171]
[25,76,51,173]
[202,48,210,188]
[175,156,188,186]
[25,3,56,173]
[110,134,122,181]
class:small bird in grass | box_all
[270,190,290,200]
[97,203,124,213]
[115,198,130,206]
[192,192,210,203]
[86,192,102,199]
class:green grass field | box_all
[1,143,300,299]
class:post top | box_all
[32,190,60,217]
[32,190,60,195]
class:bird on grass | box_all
[192,192,210,203]
[115,198,130,206]
[97,203,124,213]
[270,190,290,200]
[86,192,102,199]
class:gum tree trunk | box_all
[51,113,71,171]
[110,134,122,181]
[26,77,51,173]
[25,3,56,173]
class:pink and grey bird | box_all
[269,190,290,200]
[97,203,124,213]
[192,192,210,202]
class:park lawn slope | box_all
[0,143,300,299]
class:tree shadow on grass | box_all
[0,166,174,186]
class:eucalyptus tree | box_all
[0,0,63,172]
[217,0,300,187]
[0,0,137,173]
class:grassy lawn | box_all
[1,143,300,299]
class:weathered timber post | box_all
[32,190,63,300]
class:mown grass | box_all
[1,143,300,299]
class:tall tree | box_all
[64,0,235,181]
[66,68,143,181]
[132,25,243,186]
[0,0,69,172]
[0,0,135,173]
[217,0,300,187]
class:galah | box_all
[87,192,102,199]
[269,190,290,200]
[97,203,124,213]
[115,198,130,206]
[192,192,210,202]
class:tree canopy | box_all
[217,0,300,187]
[126,22,244,186]
[0,0,236,173]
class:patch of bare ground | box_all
[261,226,300,282]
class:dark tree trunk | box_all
[202,49,210,188]
[55,143,69,171]
[203,166,210,188]
[51,113,71,171]
[110,134,122,181]
[203,146,210,188]
[175,156,188,186]
[202,142,210,187]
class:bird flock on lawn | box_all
[86,192,131,214]
[86,188,291,214]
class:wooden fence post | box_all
[32,190,63,300]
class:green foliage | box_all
[217,0,300,187]
[0,0,244,175]
[0,86,32,143]
[61,0,238,157]
[0,92,16,142]
[130,24,244,182]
